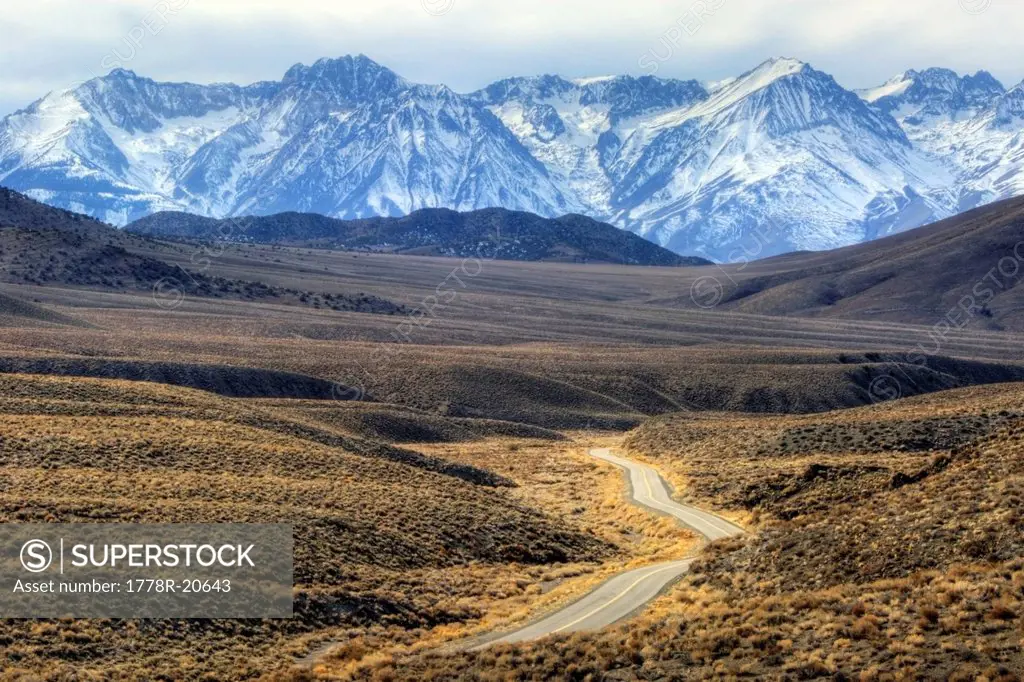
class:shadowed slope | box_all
[712,195,1024,330]
[0,290,89,328]
[128,208,710,266]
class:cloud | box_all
[0,0,1020,115]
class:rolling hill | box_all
[0,187,405,314]
[701,195,1024,331]
[6,184,1024,334]
[0,289,89,328]
[0,372,609,678]
[126,207,707,266]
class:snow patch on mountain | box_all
[858,74,914,104]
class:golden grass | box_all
[302,433,698,676]
[0,374,617,680]
[329,384,1024,681]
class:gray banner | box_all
[0,524,293,618]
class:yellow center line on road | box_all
[642,467,656,499]
[550,561,689,634]
[631,460,742,539]
[476,448,745,649]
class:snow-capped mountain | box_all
[0,55,1021,261]
[859,67,1005,124]
[0,57,576,225]
[858,68,1024,214]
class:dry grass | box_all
[332,384,1024,680]
[298,434,698,677]
[2,316,1022,431]
[362,561,1023,681]
[0,374,619,680]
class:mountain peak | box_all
[1,54,1021,263]
[66,67,146,95]
[283,54,404,85]
[995,80,1024,123]
[701,57,813,108]
[914,67,960,82]
[964,69,1005,93]
[755,57,809,77]
[858,72,914,103]
[106,68,140,80]
[860,67,1005,121]
[473,73,707,120]
[475,74,577,103]
[726,57,810,94]
[571,75,616,86]
[315,53,384,70]
[280,54,408,105]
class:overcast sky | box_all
[1,0,1019,116]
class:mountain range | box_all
[1,56,1022,261]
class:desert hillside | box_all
[367,384,1024,680]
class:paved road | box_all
[475,448,744,649]
[589,448,744,542]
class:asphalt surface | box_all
[589,448,745,542]
[476,448,744,648]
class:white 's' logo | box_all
[20,540,53,573]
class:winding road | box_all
[475,447,744,649]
